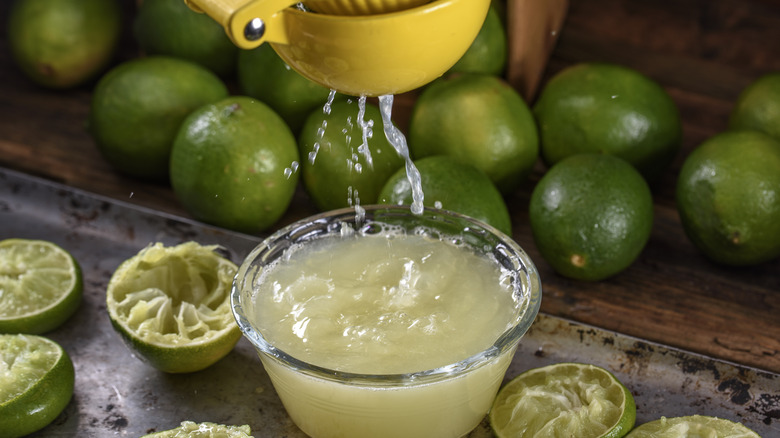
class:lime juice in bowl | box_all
[232,205,542,438]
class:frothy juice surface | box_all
[252,231,520,374]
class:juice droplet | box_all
[356,96,374,169]
[308,91,337,165]
[378,95,424,215]
[323,89,337,115]
[348,186,360,207]
[284,161,299,179]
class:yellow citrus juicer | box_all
[184,0,491,96]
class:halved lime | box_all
[0,238,83,334]
[143,421,254,437]
[106,242,241,373]
[0,334,75,438]
[489,362,636,438]
[626,415,760,437]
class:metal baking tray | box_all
[1,167,778,437]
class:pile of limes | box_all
[10,0,778,271]
[527,62,680,280]
[676,73,780,266]
[529,62,780,276]
[8,0,525,237]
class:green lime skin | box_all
[169,96,300,234]
[7,0,121,89]
[409,73,539,194]
[379,155,512,236]
[299,99,405,211]
[133,0,238,77]
[729,72,780,143]
[89,56,229,181]
[0,334,75,438]
[448,5,507,76]
[529,154,654,281]
[533,62,682,184]
[238,44,333,135]
[676,130,780,266]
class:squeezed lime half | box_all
[106,242,240,373]
[490,362,636,438]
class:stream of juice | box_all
[303,93,424,214]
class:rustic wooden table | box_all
[1,0,778,375]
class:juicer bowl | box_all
[275,0,489,96]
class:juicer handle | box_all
[184,0,294,48]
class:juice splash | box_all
[302,92,425,214]
[307,89,337,165]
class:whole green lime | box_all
[529,153,654,281]
[409,73,539,194]
[133,0,238,77]
[729,72,780,143]
[533,62,682,183]
[7,0,121,88]
[169,96,300,234]
[299,99,404,211]
[676,130,780,265]
[88,56,228,181]
[238,44,333,134]
[448,5,507,76]
[379,155,512,235]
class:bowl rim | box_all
[231,205,542,386]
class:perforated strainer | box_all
[304,0,431,15]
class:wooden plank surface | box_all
[1,0,778,375]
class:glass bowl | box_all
[232,205,541,438]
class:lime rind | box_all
[0,334,75,438]
[490,362,635,438]
[626,415,761,438]
[0,239,83,334]
[107,242,241,373]
[143,421,254,437]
